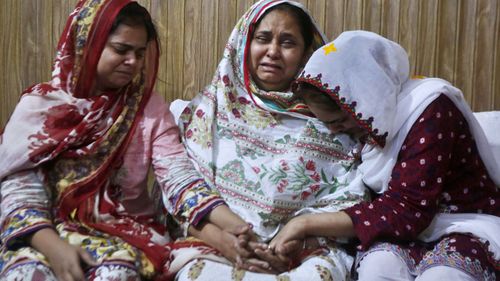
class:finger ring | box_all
[267,245,274,251]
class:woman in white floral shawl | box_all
[171,0,369,280]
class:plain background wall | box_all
[1,0,499,128]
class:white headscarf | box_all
[297,30,500,189]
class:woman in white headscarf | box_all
[271,31,500,280]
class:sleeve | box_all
[344,95,462,249]
[146,93,226,234]
[1,169,53,249]
[293,159,369,244]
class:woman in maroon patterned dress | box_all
[270,31,500,280]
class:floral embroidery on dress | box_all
[277,275,291,281]
[222,83,278,129]
[187,259,205,280]
[173,180,224,225]
[298,122,361,162]
[357,242,418,274]
[418,238,496,281]
[219,160,262,194]
[0,260,56,281]
[1,209,52,246]
[231,267,246,281]
[258,157,349,200]
[235,144,267,160]
[183,107,213,149]
[72,0,106,86]
[87,264,141,280]
[315,264,333,281]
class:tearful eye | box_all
[281,40,296,47]
[114,47,128,55]
[136,51,145,59]
[254,33,271,43]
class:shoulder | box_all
[419,94,466,126]
[426,95,461,115]
[143,91,171,117]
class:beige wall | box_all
[1,0,499,128]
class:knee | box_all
[87,264,140,281]
[416,266,476,281]
[1,263,57,281]
[357,251,413,281]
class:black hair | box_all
[110,2,157,42]
[254,3,315,49]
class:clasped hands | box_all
[221,223,314,274]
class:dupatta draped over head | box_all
[0,0,169,270]
[297,30,500,194]
[297,30,500,261]
[178,0,368,241]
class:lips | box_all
[116,70,134,76]
[114,70,135,80]
[259,62,281,72]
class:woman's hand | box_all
[219,224,256,264]
[270,212,355,255]
[29,228,97,281]
[269,216,308,255]
[202,205,279,272]
[188,222,272,272]
[249,241,294,273]
[46,242,97,281]
[223,225,278,273]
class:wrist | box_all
[297,214,315,237]
[30,228,66,259]
[303,237,319,250]
[208,205,247,231]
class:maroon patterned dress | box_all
[344,95,499,280]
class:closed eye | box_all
[322,116,346,125]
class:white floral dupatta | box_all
[178,0,368,241]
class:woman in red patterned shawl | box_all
[0,0,249,280]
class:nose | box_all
[266,41,281,59]
[124,52,139,66]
